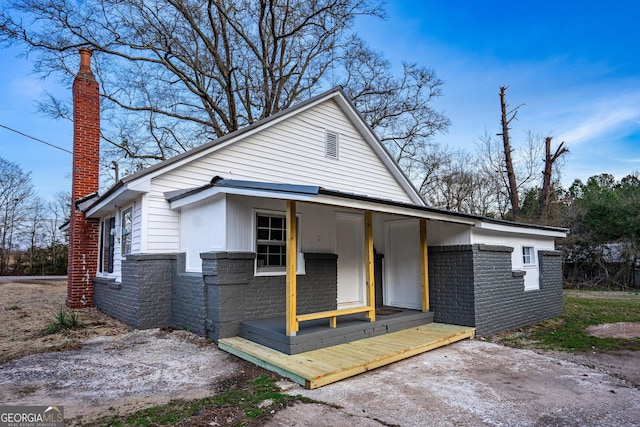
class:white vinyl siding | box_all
[155,99,413,202]
[139,98,416,253]
[132,198,143,253]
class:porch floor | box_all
[218,322,475,389]
[239,307,434,354]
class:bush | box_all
[46,309,85,334]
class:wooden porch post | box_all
[286,200,299,336]
[365,211,376,322]
[420,218,430,312]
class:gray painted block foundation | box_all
[94,243,563,345]
[429,244,563,337]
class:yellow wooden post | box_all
[420,218,430,312]
[364,211,376,322]
[286,200,298,336]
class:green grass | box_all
[496,291,640,352]
[46,309,85,334]
[82,374,306,426]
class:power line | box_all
[0,123,73,155]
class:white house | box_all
[67,49,567,358]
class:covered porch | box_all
[216,196,475,388]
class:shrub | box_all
[46,309,85,334]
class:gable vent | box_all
[325,131,339,159]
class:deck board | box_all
[218,323,475,389]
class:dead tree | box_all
[496,86,524,220]
[539,136,568,223]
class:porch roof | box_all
[166,177,568,237]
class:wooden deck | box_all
[218,323,475,389]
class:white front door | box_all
[336,212,365,308]
[384,219,422,310]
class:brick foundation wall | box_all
[472,246,563,336]
[171,263,207,336]
[202,251,338,341]
[427,244,564,337]
[94,254,174,329]
[428,245,476,327]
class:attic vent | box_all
[325,131,339,159]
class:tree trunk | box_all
[540,136,568,223]
[498,86,521,220]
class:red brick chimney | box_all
[67,48,100,308]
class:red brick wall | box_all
[67,48,100,308]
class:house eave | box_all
[167,178,568,237]
[84,180,150,217]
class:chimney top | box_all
[79,48,93,74]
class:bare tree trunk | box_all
[497,86,522,220]
[540,136,568,223]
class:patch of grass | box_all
[46,309,85,335]
[83,374,308,426]
[17,385,38,397]
[496,291,640,352]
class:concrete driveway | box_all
[1,328,638,426]
[267,340,640,427]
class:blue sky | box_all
[1,0,639,202]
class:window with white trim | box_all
[522,246,535,265]
[256,214,287,271]
[99,216,115,273]
[121,207,132,255]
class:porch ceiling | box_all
[218,323,475,389]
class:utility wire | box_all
[0,123,73,155]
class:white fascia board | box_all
[474,220,568,238]
[168,187,317,210]
[313,193,475,224]
[169,183,475,226]
[85,182,148,218]
[127,178,151,192]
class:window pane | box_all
[257,216,269,227]
[257,228,269,240]
[271,229,283,241]
[271,217,283,229]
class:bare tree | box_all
[1,0,449,182]
[0,157,35,274]
[415,142,497,216]
[540,136,568,223]
[338,37,450,174]
[496,86,524,220]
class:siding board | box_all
[141,98,415,252]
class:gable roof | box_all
[86,86,425,216]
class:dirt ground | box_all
[2,279,640,426]
[0,279,130,364]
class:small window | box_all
[256,214,286,271]
[121,207,132,255]
[99,217,115,273]
[522,246,535,265]
[325,131,339,159]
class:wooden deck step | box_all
[218,323,475,389]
